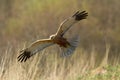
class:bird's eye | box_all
[51,36,53,39]
[50,35,54,39]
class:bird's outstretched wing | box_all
[56,11,88,36]
[17,39,54,62]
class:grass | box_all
[0,0,120,80]
[77,65,120,80]
[0,43,120,80]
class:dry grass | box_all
[0,43,117,80]
[0,0,120,80]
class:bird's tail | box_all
[60,36,79,57]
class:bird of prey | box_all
[17,11,88,62]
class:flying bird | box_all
[17,11,88,62]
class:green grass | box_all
[77,65,120,80]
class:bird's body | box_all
[17,11,88,62]
[50,34,70,47]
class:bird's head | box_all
[50,34,56,40]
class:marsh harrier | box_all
[17,11,88,62]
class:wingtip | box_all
[17,51,31,62]
[72,10,88,21]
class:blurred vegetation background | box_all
[0,0,120,80]
[0,0,120,62]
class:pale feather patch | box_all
[28,39,54,56]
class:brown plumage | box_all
[17,11,88,62]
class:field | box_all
[0,0,120,80]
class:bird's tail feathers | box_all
[61,36,79,57]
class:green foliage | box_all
[77,65,120,80]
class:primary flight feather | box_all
[17,11,88,62]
